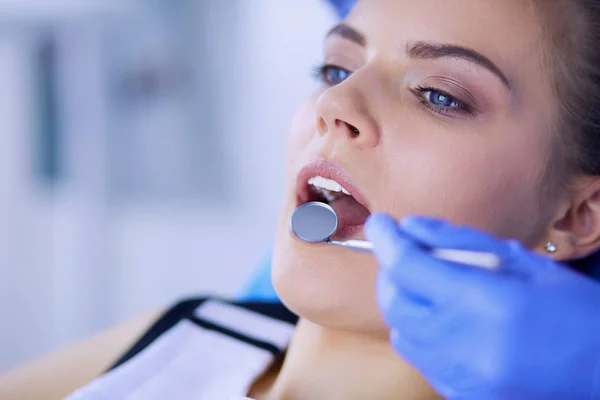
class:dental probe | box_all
[290,201,500,270]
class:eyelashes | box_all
[413,85,474,117]
[311,64,476,118]
[312,64,352,86]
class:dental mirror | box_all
[290,201,338,243]
[290,201,500,270]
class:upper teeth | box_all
[308,176,351,195]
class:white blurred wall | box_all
[0,0,335,371]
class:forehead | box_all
[351,0,541,41]
[348,0,546,89]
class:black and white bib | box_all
[65,297,298,400]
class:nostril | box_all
[323,118,361,138]
[346,122,360,137]
[317,116,328,136]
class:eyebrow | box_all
[407,41,510,89]
[326,23,510,89]
[326,23,366,47]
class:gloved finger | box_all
[388,307,487,397]
[378,268,483,352]
[389,328,425,366]
[376,271,439,345]
[366,213,497,304]
[389,328,455,384]
[399,215,547,277]
[388,298,496,400]
[399,215,507,254]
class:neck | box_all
[263,318,441,400]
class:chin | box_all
[271,209,388,337]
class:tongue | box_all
[329,195,370,230]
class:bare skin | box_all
[0,309,161,400]
[248,319,442,400]
[4,1,600,399]
[269,0,600,399]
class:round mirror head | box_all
[290,201,338,243]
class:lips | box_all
[296,159,371,239]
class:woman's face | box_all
[273,0,557,333]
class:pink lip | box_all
[295,159,370,211]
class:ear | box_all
[546,176,600,260]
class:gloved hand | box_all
[364,214,600,400]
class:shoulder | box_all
[0,296,297,400]
[62,297,297,400]
[0,308,162,400]
[109,296,298,370]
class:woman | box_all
[2,0,600,398]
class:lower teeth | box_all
[322,191,336,203]
[310,186,349,204]
[311,187,338,203]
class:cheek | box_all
[272,94,387,334]
[285,95,320,168]
[378,131,549,242]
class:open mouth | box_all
[296,160,371,239]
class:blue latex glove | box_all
[326,0,357,18]
[365,214,600,399]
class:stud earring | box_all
[544,241,558,253]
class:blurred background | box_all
[0,0,336,372]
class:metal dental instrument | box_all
[290,201,500,270]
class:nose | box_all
[315,78,379,149]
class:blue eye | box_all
[424,90,460,108]
[415,85,473,116]
[313,64,352,86]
